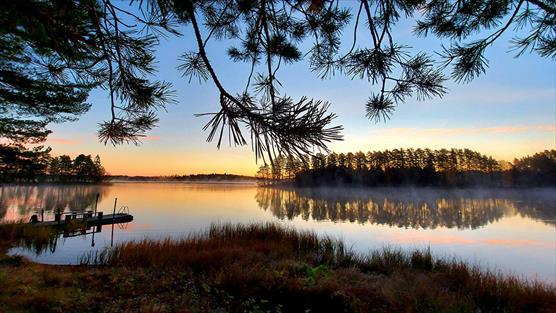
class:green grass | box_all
[1,222,555,312]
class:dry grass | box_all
[80,223,555,313]
[83,223,354,267]
[1,222,555,312]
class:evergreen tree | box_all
[0,145,51,182]
[93,155,106,180]
[73,154,95,180]
[257,164,271,180]
[326,152,338,168]
[337,153,347,168]
[1,0,553,162]
[259,148,555,187]
[1,1,174,146]
[58,155,73,178]
[355,152,367,170]
[49,157,61,176]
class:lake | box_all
[1,182,554,284]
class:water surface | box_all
[1,183,554,284]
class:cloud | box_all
[47,137,81,145]
[142,135,161,141]
[445,87,555,105]
[371,124,554,137]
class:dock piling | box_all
[94,193,99,215]
[111,198,117,247]
[55,209,61,224]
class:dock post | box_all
[94,193,99,215]
[55,208,61,224]
[111,198,117,247]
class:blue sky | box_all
[44,7,555,176]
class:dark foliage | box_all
[1,0,174,147]
[0,1,93,144]
[0,145,106,183]
[258,148,556,187]
[1,1,554,161]
[0,145,51,183]
[175,0,554,162]
[511,150,556,185]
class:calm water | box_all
[1,183,555,284]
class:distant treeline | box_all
[0,144,105,183]
[109,173,255,182]
[257,149,556,187]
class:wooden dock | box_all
[36,213,133,227]
[30,209,133,228]
[27,197,132,245]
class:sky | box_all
[43,5,555,176]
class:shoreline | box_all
[1,222,555,312]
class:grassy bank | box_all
[1,222,555,312]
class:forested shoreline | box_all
[0,145,106,183]
[257,149,556,187]
[109,173,255,182]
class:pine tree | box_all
[1,0,553,161]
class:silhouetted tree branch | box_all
[1,0,553,161]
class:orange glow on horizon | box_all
[42,122,554,176]
[45,145,553,177]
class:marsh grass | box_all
[79,223,555,312]
[83,223,357,267]
[1,222,555,312]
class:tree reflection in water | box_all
[8,221,128,256]
[0,185,109,220]
[255,187,556,229]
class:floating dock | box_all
[30,211,133,228]
[38,213,133,227]
[28,197,132,246]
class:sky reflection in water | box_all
[1,183,554,284]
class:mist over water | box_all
[1,182,555,284]
[255,187,556,229]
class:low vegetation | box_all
[1,222,555,312]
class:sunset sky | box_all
[44,12,555,176]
